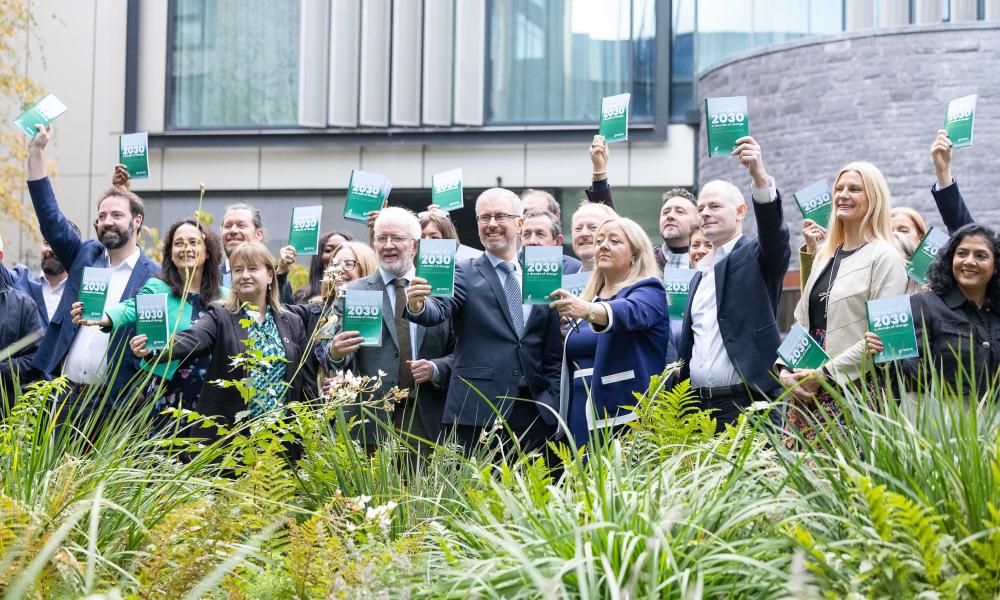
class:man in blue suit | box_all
[676,136,790,430]
[26,125,159,418]
[0,225,77,329]
[405,188,563,454]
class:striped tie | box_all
[496,261,525,337]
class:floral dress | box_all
[243,307,289,418]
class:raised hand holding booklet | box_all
[288,205,323,255]
[906,227,950,285]
[793,180,833,227]
[416,239,456,297]
[13,94,68,136]
[704,96,749,157]
[343,170,391,222]
[662,267,698,322]
[343,289,383,347]
[944,94,977,148]
[599,93,631,143]
[136,293,170,351]
[777,323,830,370]
[866,295,918,363]
[119,132,149,179]
[561,271,591,299]
[431,168,464,211]
[79,267,111,321]
[522,246,562,304]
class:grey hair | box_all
[374,206,422,240]
[523,210,561,239]
[698,180,745,206]
[223,203,264,231]
[476,187,523,216]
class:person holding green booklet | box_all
[418,209,460,243]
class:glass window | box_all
[487,0,655,124]
[169,0,301,128]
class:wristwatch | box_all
[586,303,598,323]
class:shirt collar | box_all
[380,266,415,286]
[104,247,141,270]
[701,234,743,271]
[41,275,67,291]
[485,251,516,270]
[943,285,976,310]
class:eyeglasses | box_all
[374,234,413,245]
[334,259,359,271]
[475,213,520,225]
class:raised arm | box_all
[930,129,974,232]
[27,126,84,268]
[735,136,790,281]
[584,135,615,209]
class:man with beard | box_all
[655,189,699,269]
[326,207,454,450]
[25,125,159,419]
[0,224,79,327]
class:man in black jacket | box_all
[0,236,44,396]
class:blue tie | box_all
[496,261,525,337]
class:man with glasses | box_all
[405,188,563,456]
[326,207,454,450]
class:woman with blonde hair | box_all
[548,216,672,445]
[331,241,378,287]
[778,162,908,442]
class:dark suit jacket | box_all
[0,263,48,326]
[0,276,43,392]
[27,177,159,406]
[677,194,791,399]
[563,254,582,275]
[328,271,455,442]
[405,254,563,427]
[931,180,975,233]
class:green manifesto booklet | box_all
[866,295,918,363]
[599,93,631,143]
[522,246,562,304]
[561,271,591,299]
[79,267,111,321]
[944,94,977,148]
[343,289,383,347]
[704,96,748,157]
[136,293,170,351]
[777,322,830,370]
[662,267,698,322]
[343,170,391,222]
[119,132,149,179]
[793,180,833,227]
[13,94,68,136]
[906,227,951,285]
[288,205,323,255]
[416,238,456,297]
[431,168,463,211]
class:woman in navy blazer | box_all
[549,216,672,445]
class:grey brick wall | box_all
[697,22,1000,268]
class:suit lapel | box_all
[475,255,518,336]
[120,257,151,301]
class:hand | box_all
[802,219,826,253]
[589,135,608,178]
[405,276,431,313]
[130,334,151,358]
[426,204,442,212]
[330,330,364,361]
[407,359,436,385]
[548,288,591,321]
[779,368,820,402]
[112,163,131,190]
[931,129,953,188]
[863,332,884,356]
[732,136,769,189]
[70,302,111,328]
[27,124,52,181]
[276,245,296,275]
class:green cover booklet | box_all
[866,295,918,363]
[522,246,562,304]
[704,96,748,157]
[13,94,68,136]
[416,238,456,297]
[431,168,464,211]
[79,267,111,321]
[344,170,391,222]
[288,205,323,255]
[944,94,977,147]
[777,322,830,370]
[793,180,833,227]
[599,93,631,143]
[119,132,149,179]
[662,267,698,322]
[906,227,950,284]
[343,289,383,347]
[136,293,170,351]
[561,271,591,299]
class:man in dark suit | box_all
[0,226,77,328]
[676,136,790,430]
[405,188,564,455]
[26,125,159,419]
[327,207,455,449]
[520,210,581,274]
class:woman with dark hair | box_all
[865,223,1000,397]
[418,209,459,242]
[71,218,227,414]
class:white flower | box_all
[747,400,772,413]
[353,494,372,511]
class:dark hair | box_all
[926,223,1000,313]
[523,209,561,239]
[160,218,224,303]
[661,187,697,207]
[299,229,354,301]
[97,186,145,226]
[418,210,459,241]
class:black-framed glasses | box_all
[475,213,520,225]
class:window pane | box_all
[170,0,301,128]
[487,0,655,124]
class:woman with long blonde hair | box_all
[548,216,672,445]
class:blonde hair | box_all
[220,242,286,314]
[890,206,927,240]
[581,216,661,299]
[815,162,895,264]
[335,241,378,279]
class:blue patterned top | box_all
[244,307,288,418]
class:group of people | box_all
[0,122,997,457]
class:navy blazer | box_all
[27,177,160,405]
[677,194,791,398]
[405,253,563,427]
[931,180,975,233]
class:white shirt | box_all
[484,252,533,327]
[40,275,67,321]
[62,248,141,385]
[379,267,419,362]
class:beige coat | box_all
[790,239,908,384]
